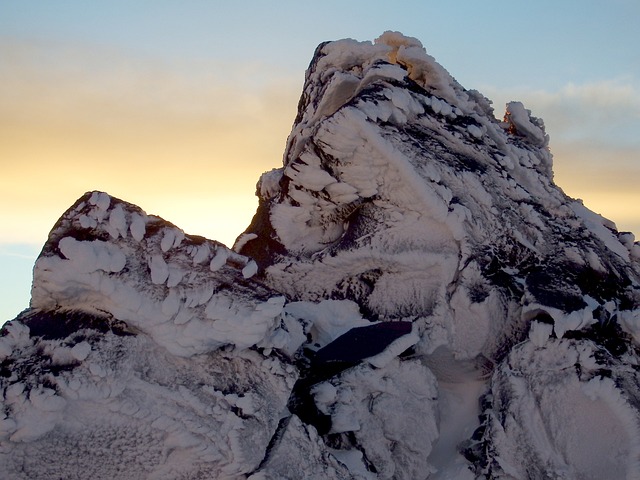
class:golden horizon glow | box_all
[1,40,639,253]
[0,42,300,247]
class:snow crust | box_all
[0,325,298,478]
[284,299,369,349]
[29,193,295,358]
[503,101,548,147]
[3,193,399,478]
[312,359,440,479]
[474,338,640,479]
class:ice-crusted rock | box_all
[248,415,352,480]
[237,31,640,477]
[0,192,305,478]
[0,190,415,479]
[311,358,439,479]
[0,323,296,478]
[239,31,640,368]
[3,31,640,479]
[30,191,294,357]
[463,334,640,480]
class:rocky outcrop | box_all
[2,32,640,479]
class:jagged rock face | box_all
[464,332,640,479]
[1,319,294,478]
[30,192,287,357]
[0,191,431,479]
[0,192,303,478]
[3,32,640,479]
[238,31,640,368]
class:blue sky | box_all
[1,0,639,323]
[3,1,638,88]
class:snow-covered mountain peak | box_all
[250,31,561,267]
[284,31,483,164]
[240,33,639,366]
[3,33,640,479]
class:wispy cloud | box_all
[484,78,640,146]
[0,245,40,260]
[482,79,640,235]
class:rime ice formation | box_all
[3,32,640,479]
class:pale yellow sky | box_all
[0,45,300,247]
[3,101,639,253]
[1,40,639,251]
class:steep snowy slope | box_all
[2,32,640,479]
[237,31,640,479]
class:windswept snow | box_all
[29,193,293,358]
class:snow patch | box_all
[209,247,229,271]
[89,191,110,211]
[70,341,92,361]
[149,254,169,285]
[284,300,369,349]
[528,321,553,347]
[504,101,548,147]
[242,260,258,279]
[107,204,128,239]
[58,237,126,274]
[129,212,146,241]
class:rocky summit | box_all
[2,32,640,479]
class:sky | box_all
[1,0,639,323]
